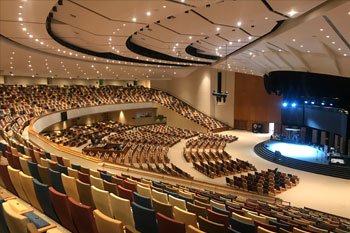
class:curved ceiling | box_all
[1,0,349,80]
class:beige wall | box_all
[151,67,235,127]
[4,76,47,85]
[0,76,4,84]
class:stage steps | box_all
[254,142,350,179]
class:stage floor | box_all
[265,141,329,165]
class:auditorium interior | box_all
[1,0,350,233]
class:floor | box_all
[168,130,350,218]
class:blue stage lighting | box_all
[282,102,288,107]
[311,101,315,105]
[291,103,297,107]
[270,143,317,158]
[321,102,325,106]
[304,101,308,104]
[330,103,333,106]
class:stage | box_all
[265,141,328,165]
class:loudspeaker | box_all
[252,123,263,133]
[61,111,67,122]
[217,72,222,93]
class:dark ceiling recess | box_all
[185,45,220,60]
[126,36,212,65]
[264,71,350,108]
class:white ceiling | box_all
[0,0,349,80]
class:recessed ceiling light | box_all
[326,35,330,38]
[229,41,232,45]
[189,36,192,39]
[300,45,303,47]
[216,27,220,31]
[132,17,136,22]
[344,54,347,56]
[29,34,33,38]
[238,39,241,42]
[262,50,265,53]
[19,6,23,8]
[35,39,39,42]
[18,17,23,21]
[320,28,324,31]
[264,17,268,20]
[278,49,282,52]
[40,42,44,45]
[348,11,350,15]
[22,27,26,31]
[237,21,242,27]
[248,36,252,40]
[307,50,310,53]
[338,48,341,51]
[292,39,296,42]
[146,11,151,16]
[181,0,185,2]
[331,41,335,44]
[287,9,298,17]
[163,5,166,8]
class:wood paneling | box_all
[234,72,282,133]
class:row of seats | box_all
[1,138,349,233]
[226,170,300,196]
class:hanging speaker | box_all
[217,72,222,93]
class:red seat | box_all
[49,187,78,233]
[68,197,98,233]
[227,206,245,216]
[207,209,229,229]
[123,180,137,193]
[0,163,18,195]
[156,212,186,233]
[78,171,90,184]
[56,156,64,166]
[117,185,134,202]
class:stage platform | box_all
[254,140,350,179]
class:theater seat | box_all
[37,165,51,186]
[68,197,98,233]
[27,161,41,183]
[76,179,95,209]
[134,192,152,209]
[19,172,43,212]
[207,208,229,229]
[187,225,206,233]
[173,206,198,229]
[132,202,158,233]
[198,215,227,233]
[156,212,186,233]
[110,193,135,227]
[33,178,60,223]
[2,201,29,233]
[0,163,18,195]
[152,198,174,218]
[137,184,152,198]
[103,180,118,196]
[186,202,207,219]
[117,185,134,202]
[169,195,187,211]
[151,189,168,204]
[93,209,124,233]
[7,166,29,203]
[91,185,113,217]
[0,198,10,233]
[61,173,80,202]
[48,187,77,233]
[48,169,65,194]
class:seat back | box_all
[78,171,90,184]
[132,202,158,233]
[169,195,187,210]
[48,187,77,233]
[7,166,29,202]
[257,226,276,233]
[232,211,254,224]
[27,161,42,183]
[19,157,31,176]
[0,198,10,233]
[33,178,60,222]
[110,193,135,227]
[134,192,153,209]
[152,198,173,218]
[137,184,152,198]
[230,216,256,233]
[210,199,226,210]
[111,176,124,186]
[57,164,68,175]
[124,180,138,193]
[198,215,226,233]
[48,168,66,194]
[62,157,71,168]
[247,211,268,224]
[207,208,229,229]
[187,224,206,233]
[19,171,43,212]
[68,197,98,233]
[117,185,134,202]
[2,201,29,233]
[90,175,104,190]
[67,167,79,179]
[61,173,80,202]
[100,172,112,182]
[37,165,52,186]
[186,201,207,219]
[156,212,186,233]
[173,205,197,228]
[103,180,118,195]
[76,179,95,209]
[152,188,168,204]
[91,185,113,217]
[93,209,124,233]
[0,163,17,195]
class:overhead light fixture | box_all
[163,5,166,8]
[248,36,252,40]
[22,27,26,31]
[216,27,220,31]
[146,11,151,16]
[132,17,136,22]
[287,10,298,17]
[237,21,242,27]
[18,17,23,21]
[189,36,192,39]
[292,39,296,42]
[320,28,324,31]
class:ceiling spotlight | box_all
[332,41,335,44]
[216,27,220,31]
[163,5,166,8]
[146,11,151,16]
[18,17,23,21]
[326,35,330,38]
[237,21,242,27]
[287,9,298,17]
[320,28,324,31]
[264,17,268,20]
[248,36,252,40]
[132,17,136,22]
[292,39,296,42]
[22,27,27,31]
[229,41,232,45]
[29,34,33,38]
[189,36,192,39]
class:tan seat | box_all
[152,198,173,218]
[307,225,328,233]
[257,226,276,233]
[3,201,29,233]
[19,157,31,176]
[19,171,43,212]
[40,158,50,168]
[186,202,207,219]
[232,211,254,224]
[90,175,104,190]
[62,157,71,168]
[67,167,79,179]
[151,189,168,204]
[103,180,118,196]
[169,195,187,211]
[76,179,95,209]
[187,225,205,233]
[137,184,152,198]
[173,205,198,228]
[91,185,113,217]
[61,173,80,202]
[110,193,135,227]
[198,215,226,233]
[194,200,211,209]
[141,179,152,186]
[7,166,29,203]
[246,211,268,224]
[93,209,124,233]
[179,190,194,199]
[37,164,52,186]
[210,199,226,210]
[293,228,311,233]
[89,169,100,178]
